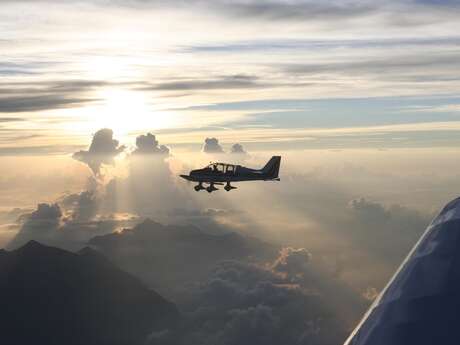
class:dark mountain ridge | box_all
[0,240,178,345]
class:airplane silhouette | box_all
[180,156,281,192]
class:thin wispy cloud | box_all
[1,0,460,150]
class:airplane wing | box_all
[344,196,460,345]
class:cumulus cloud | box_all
[132,133,170,156]
[149,256,353,345]
[61,190,99,222]
[230,143,247,154]
[29,203,62,221]
[272,247,311,281]
[202,137,224,153]
[348,197,389,224]
[347,197,428,259]
[73,128,125,176]
[7,203,62,249]
[5,197,132,251]
[217,305,281,345]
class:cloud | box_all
[217,305,281,345]
[88,219,278,297]
[6,200,130,251]
[0,117,25,122]
[140,75,264,91]
[0,80,107,113]
[29,203,62,221]
[281,52,460,83]
[0,95,99,113]
[202,137,224,153]
[73,128,125,176]
[153,255,355,345]
[132,133,170,156]
[230,143,247,154]
[0,207,31,224]
[212,0,378,22]
[345,197,430,266]
[186,37,460,53]
[2,0,381,22]
[271,247,311,281]
[7,203,62,249]
[66,190,99,222]
[0,145,83,157]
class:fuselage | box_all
[181,166,272,183]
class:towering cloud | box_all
[29,203,62,221]
[202,137,224,153]
[230,143,247,154]
[132,133,170,156]
[73,128,125,176]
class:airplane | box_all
[180,156,281,192]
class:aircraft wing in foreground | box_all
[345,196,460,345]
[180,156,281,192]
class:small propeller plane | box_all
[180,156,281,192]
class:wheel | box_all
[207,187,213,193]
[194,185,201,191]
[224,185,231,192]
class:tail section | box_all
[261,156,281,179]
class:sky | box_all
[2,0,460,153]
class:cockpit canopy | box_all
[205,162,237,174]
[191,162,239,175]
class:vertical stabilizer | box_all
[261,156,281,179]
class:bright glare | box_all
[64,88,176,136]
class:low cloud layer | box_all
[142,248,362,345]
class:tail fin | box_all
[261,156,281,179]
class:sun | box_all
[66,88,176,137]
[98,88,152,133]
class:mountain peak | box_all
[22,239,42,248]
[78,246,111,264]
[0,241,178,345]
[13,240,70,258]
[15,240,53,253]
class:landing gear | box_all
[194,182,205,192]
[195,182,235,193]
[206,183,218,193]
[224,182,237,192]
